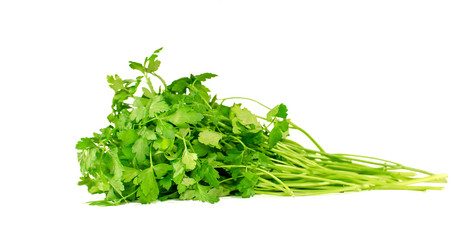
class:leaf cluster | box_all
[76,49,289,205]
[76,48,447,206]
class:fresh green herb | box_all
[76,48,447,206]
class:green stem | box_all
[228,135,249,150]
[149,145,154,168]
[267,157,290,166]
[218,121,232,131]
[258,180,332,189]
[270,149,310,169]
[373,185,445,191]
[144,74,157,95]
[265,172,357,186]
[257,177,289,193]
[217,96,325,152]
[269,164,309,173]
[265,116,277,129]
[218,177,235,184]
[327,153,435,176]
[289,121,325,152]
[391,173,448,186]
[215,165,295,196]
[150,73,168,90]
[219,97,271,110]
[188,85,212,109]
[255,185,363,196]
[122,189,139,201]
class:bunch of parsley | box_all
[76,48,447,206]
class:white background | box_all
[1,0,475,239]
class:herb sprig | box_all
[76,48,447,206]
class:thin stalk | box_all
[144,74,157,95]
[333,154,435,176]
[150,72,168,90]
[276,143,324,167]
[270,150,311,169]
[218,121,233,131]
[259,181,332,189]
[219,177,235,184]
[228,135,249,150]
[219,97,271,110]
[289,121,325,152]
[391,173,448,186]
[257,177,288,193]
[265,172,357,186]
[255,185,363,196]
[218,96,326,153]
[268,157,290,166]
[215,165,295,196]
[269,164,309,174]
[373,185,445,191]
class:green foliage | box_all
[163,106,204,126]
[148,95,170,117]
[76,48,447,206]
[198,130,222,148]
[181,148,198,170]
[130,98,147,122]
[137,168,160,204]
[267,103,288,120]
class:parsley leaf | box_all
[146,57,161,73]
[118,129,138,146]
[132,137,148,163]
[156,121,176,139]
[122,167,139,183]
[107,75,124,92]
[168,77,190,94]
[199,163,220,188]
[164,106,204,126]
[198,130,222,148]
[129,61,145,73]
[138,126,157,140]
[172,160,185,184]
[267,103,288,120]
[148,95,170,117]
[76,137,96,150]
[130,98,147,122]
[195,184,219,203]
[159,174,173,190]
[193,73,217,82]
[268,127,282,149]
[181,177,196,186]
[137,168,159,204]
[181,148,198,170]
[232,105,260,127]
[153,163,172,178]
[231,104,261,133]
[237,172,259,198]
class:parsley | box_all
[76,48,447,206]
[198,130,222,148]
[163,106,204,126]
